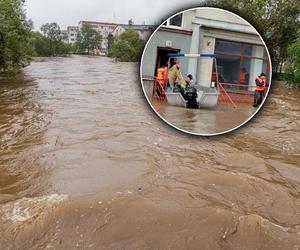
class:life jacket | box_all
[157,67,167,85]
[240,72,247,84]
[255,77,265,91]
[163,66,168,84]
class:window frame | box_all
[162,13,184,29]
[214,39,270,89]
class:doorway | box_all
[154,47,180,76]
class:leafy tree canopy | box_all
[109,29,144,62]
[75,24,102,54]
[0,0,33,73]
[284,31,300,87]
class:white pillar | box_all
[197,36,216,88]
[187,24,202,80]
[248,46,264,91]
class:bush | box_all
[109,29,144,62]
[284,31,300,88]
[31,31,73,57]
[0,0,33,74]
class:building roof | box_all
[120,24,157,31]
[79,21,118,26]
[78,21,156,30]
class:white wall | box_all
[197,36,216,87]
[248,46,265,91]
[195,9,248,25]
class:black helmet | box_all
[260,73,266,76]
[187,74,193,80]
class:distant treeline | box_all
[32,23,73,57]
[107,29,145,62]
[0,0,144,76]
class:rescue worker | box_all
[168,62,181,91]
[253,73,267,107]
[184,74,199,109]
[240,67,249,85]
[156,63,168,89]
[185,74,194,86]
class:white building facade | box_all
[142,8,271,93]
[67,26,78,44]
[112,24,156,41]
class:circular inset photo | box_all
[140,7,272,136]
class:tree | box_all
[40,22,62,56]
[109,29,144,62]
[107,33,114,52]
[0,0,33,74]
[31,30,73,57]
[75,24,102,54]
[284,31,300,87]
[30,31,51,56]
[214,0,300,73]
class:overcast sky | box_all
[25,0,204,30]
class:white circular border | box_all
[140,7,273,136]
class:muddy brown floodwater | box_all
[0,55,300,250]
[152,100,255,135]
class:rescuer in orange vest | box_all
[240,67,249,85]
[156,63,168,89]
[253,73,267,107]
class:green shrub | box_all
[109,29,144,62]
[284,31,300,88]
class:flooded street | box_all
[152,100,255,135]
[0,55,300,249]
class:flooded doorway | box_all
[154,47,179,75]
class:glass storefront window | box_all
[215,40,241,55]
[215,39,269,92]
[216,55,240,83]
[242,45,252,56]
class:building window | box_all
[162,13,183,28]
[214,39,269,92]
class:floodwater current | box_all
[152,100,255,135]
[0,56,300,249]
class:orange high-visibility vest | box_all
[157,67,167,85]
[255,77,265,91]
[240,72,247,84]
[163,67,168,84]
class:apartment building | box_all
[67,26,78,44]
[65,20,155,55]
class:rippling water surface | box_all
[0,56,300,249]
